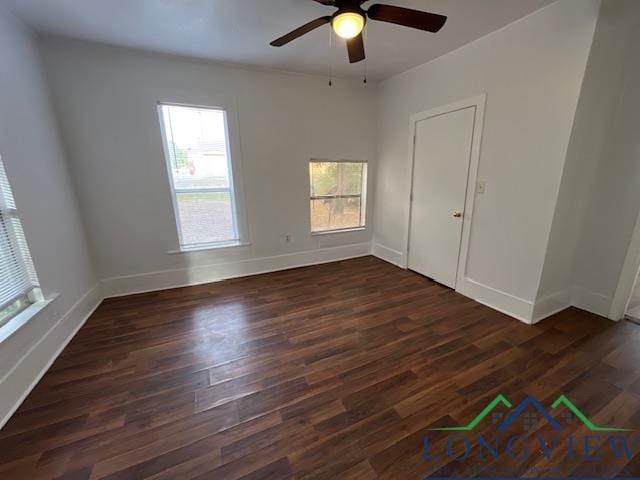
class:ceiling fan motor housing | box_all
[332,0,368,18]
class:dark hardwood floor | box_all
[1,256,640,479]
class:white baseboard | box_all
[102,242,372,298]
[370,254,607,325]
[371,243,405,268]
[571,286,613,318]
[371,252,536,324]
[455,277,534,324]
[531,289,571,324]
[0,283,103,429]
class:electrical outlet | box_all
[284,234,292,244]
[477,181,486,194]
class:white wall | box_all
[576,7,640,304]
[0,7,99,425]
[373,0,600,321]
[536,0,640,318]
[40,38,376,295]
[571,0,640,317]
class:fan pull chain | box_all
[329,27,333,87]
[363,22,368,84]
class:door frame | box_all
[609,207,640,320]
[404,94,487,290]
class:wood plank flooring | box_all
[2,256,640,479]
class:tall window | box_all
[159,104,240,250]
[309,160,367,233]
[0,157,40,328]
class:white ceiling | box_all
[3,0,556,81]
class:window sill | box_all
[312,227,367,236]
[168,242,251,255]
[0,296,57,345]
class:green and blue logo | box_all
[423,393,637,479]
[428,394,631,432]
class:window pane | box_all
[173,155,230,189]
[0,157,38,323]
[162,106,231,189]
[310,162,363,196]
[176,192,236,246]
[0,296,28,329]
[159,104,242,249]
[310,197,362,232]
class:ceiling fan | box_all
[270,0,447,64]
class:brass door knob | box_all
[453,210,463,218]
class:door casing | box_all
[404,94,486,291]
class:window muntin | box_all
[309,160,367,233]
[159,104,240,249]
[0,157,40,328]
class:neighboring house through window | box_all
[158,104,242,250]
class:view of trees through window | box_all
[160,104,238,248]
[309,161,366,232]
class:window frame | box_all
[0,156,43,333]
[309,159,368,235]
[157,102,245,252]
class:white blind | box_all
[0,158,39,316]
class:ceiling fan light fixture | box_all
[332,12,365,39]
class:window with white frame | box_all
[309,160,367,233]
[159,104,241,250]
[0,157,40,329]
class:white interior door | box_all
[408,106,475,288]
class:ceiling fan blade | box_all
[347,33,365,64]
[270,16,332,47]
[312,0,335,4]
[367,4,447,32]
